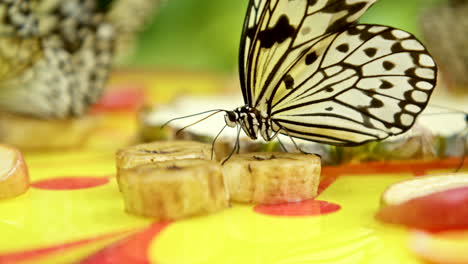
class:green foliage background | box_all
[124,0,444,72]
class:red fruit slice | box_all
[381,174,468,206]
[377,186,468,232]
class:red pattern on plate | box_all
[80,222,170,264]
[321,158,464,177]
[31,177,110,190]
[255,200,341,216]
[254,173,341,217]
[0,231,131,264]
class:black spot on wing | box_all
[381,30,398,40]
[364,48,377,57]
[257,15,295,48]
[383,61,395,71]
[348,27,361,35]
[361,113,375,128]
[322,1,368,33]
[246,27,256,41]
[380,80,394,89]
[308,0,318,5]
[391,42,405,53]
[370,98,384,108]
[305,52,318,65]
[337,43,349,53]
[325,107,333,111]
[284,74,295,90]
[347,25,375,40]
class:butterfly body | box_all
[228,0,438,147]
[225,106,276,141]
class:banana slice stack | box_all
[116,141,322,220]
[116,140,227,220]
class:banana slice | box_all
[222,152,321,204]
[118,159,229,220]
[116,140,214,170]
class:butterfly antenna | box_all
[211,124,227,160]
[175,110,224,136]
[161,109,226,129]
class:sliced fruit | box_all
[410,230,468,264]
[378,174,468,231]
[381,173,468,206]
[222,152,321,204]
[0,113,98,150]
[116,140,214,170]
[0,144,29,199]
[118,159,228,220]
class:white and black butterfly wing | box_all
[240,0,437,146]
[0,40,76,117]
[239,0,377,108]
[270,24,437,145]
[0,0,115,118]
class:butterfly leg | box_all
[211,124,227,160]
[279,126,311,154]
[222,125,242,165]
[276,136,288,152]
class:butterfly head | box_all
[224,106,261,140]
[224,110,239,128]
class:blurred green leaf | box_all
[126,0,445,72]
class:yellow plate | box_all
[0,71,466,264]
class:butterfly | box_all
[0,0,115,118]
[221,0,437,150]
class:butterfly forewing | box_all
[239,0,377,109]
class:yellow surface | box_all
[0,71,466,264]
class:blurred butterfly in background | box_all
[0,0,162,119]
[222,0,437,149]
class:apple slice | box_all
[0,145,29,199]
[377,174,468,231]
[410,230,468,264]
[381,174,468,206]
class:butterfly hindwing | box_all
[239,0,377,108]
[268,24,437,145]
